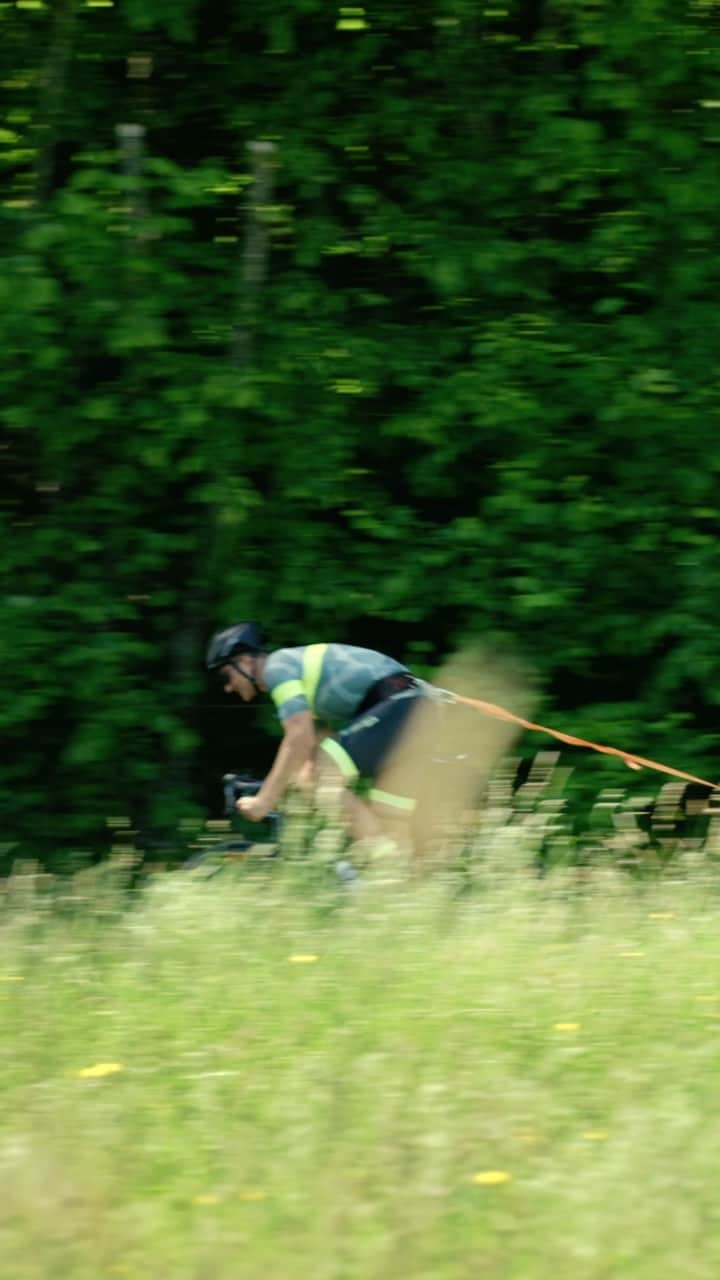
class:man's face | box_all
[220,656,257,701]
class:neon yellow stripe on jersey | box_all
[270,679,305,710]
[302,643,328,710]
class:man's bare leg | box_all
[314,758,408,860]
[312,756,375,839]
[341,789,383,841]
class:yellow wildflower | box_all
[554,1022,580,1032]
[472,1170,512,1186]
[75,1062,124,1079]
[288,954,319,964]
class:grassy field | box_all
[2,856,720,1280]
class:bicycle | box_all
[181,776,281,876]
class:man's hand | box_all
[237,794,273,822]
[238,710,315,821]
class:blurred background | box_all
[2,0,720,868]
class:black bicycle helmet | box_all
[205,622,266,671]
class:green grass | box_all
[2,858,720,1279]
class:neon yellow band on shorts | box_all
[369,788,416,812]
[319,737,359,781]
[270,679,305,709]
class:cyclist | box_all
[206,622,434,854]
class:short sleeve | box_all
[264,649,310,722]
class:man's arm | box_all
[238,710,316,821]
[294,723,332,789]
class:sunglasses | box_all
[215,659,250,690]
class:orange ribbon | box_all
[451,694,718,791]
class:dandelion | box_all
[75,1062,124,1079]
[620,951,645,958]
[582,1131,609,1141]
[192,1193,220,1206]
[554,1022,580,1032]
[472,1170,512,1186]
[239,1189,267,1201]
[288,954,319,964]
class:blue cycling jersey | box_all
[264,644,410,725]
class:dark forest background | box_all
[3,0,720,867]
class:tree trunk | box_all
[231,140,277,367]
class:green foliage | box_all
[2,0,720,863]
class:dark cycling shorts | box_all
[319,688,426,793]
